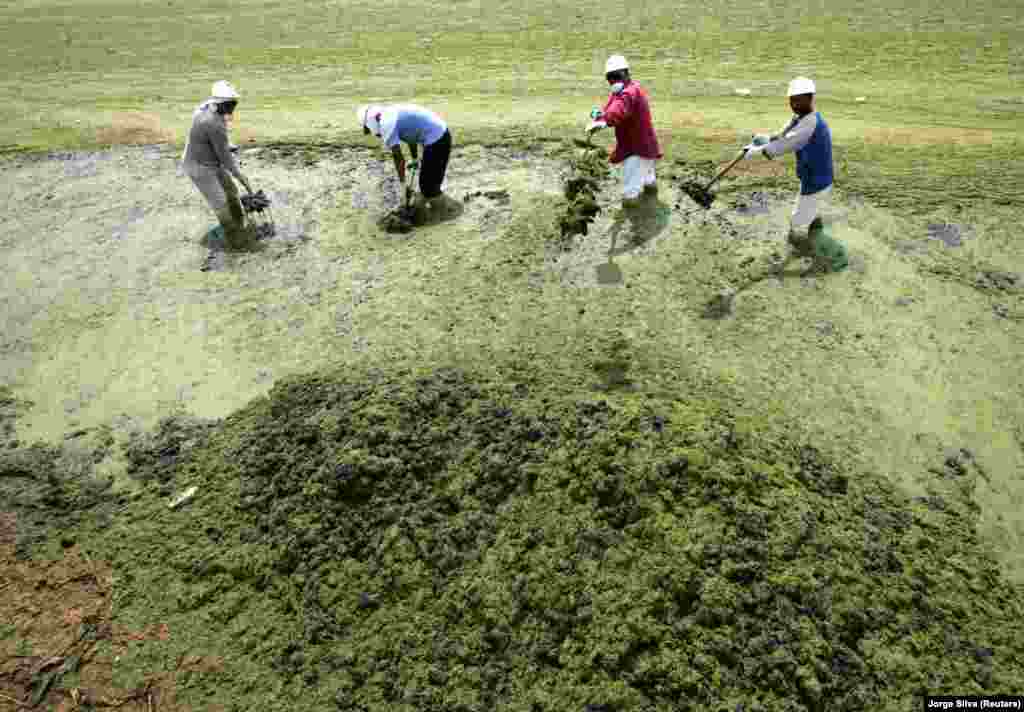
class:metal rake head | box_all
[241,189,271,214]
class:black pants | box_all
[420,130,452,198]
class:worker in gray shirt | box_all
[182,81,256,249]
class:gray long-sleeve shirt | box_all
[183,108,242,180]
[764,112,817,159]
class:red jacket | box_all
[602,81,662,164]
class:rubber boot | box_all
[408,193,430,225]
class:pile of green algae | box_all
[2,363,1023,711]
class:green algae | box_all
[558,144,611,241]
[7,362,1019,712]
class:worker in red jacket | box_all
[587,55,663,208]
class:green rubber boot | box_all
[808,218,849,273]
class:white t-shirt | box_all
[378,104,448,149]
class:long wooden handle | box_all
[704,149,747,191]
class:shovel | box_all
[682,147,750,209]
[595,230,623,285]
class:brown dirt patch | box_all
[730,158,791,178]
[696,127,745,141]
[95,112,174,146]
[0,534,212,710]
[863,126,994,146]
[667,111,710,128]
[234,125,258,144]
[0,512,15,548]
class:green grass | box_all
[2,0,1021,214]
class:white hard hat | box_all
[358,104,384,134]
[211,80,240,101]
[605,55,629,74]
[787,76,816,97]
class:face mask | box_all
[610,82,625,94]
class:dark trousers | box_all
[420,130,452,198]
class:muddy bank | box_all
[20,363,1020,712]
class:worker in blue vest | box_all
[744,77,846,272]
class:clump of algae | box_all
[9,365,1024,711]
[558,145,610,240]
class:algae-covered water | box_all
[3,142,1022,574]
[2,139,1023,710]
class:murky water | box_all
[927,222,969,247]
[734,191,771,216]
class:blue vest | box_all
[796,112,833,195]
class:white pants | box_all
[622,156,657,199]
[791,185,832,233]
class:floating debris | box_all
[463,189,511,205]
[169,486,197,510]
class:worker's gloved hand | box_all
[751,134,770,146]
[590,108,604,120]
[587,120,608,134]
[408,159,419,171]
[742,145,765,159]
